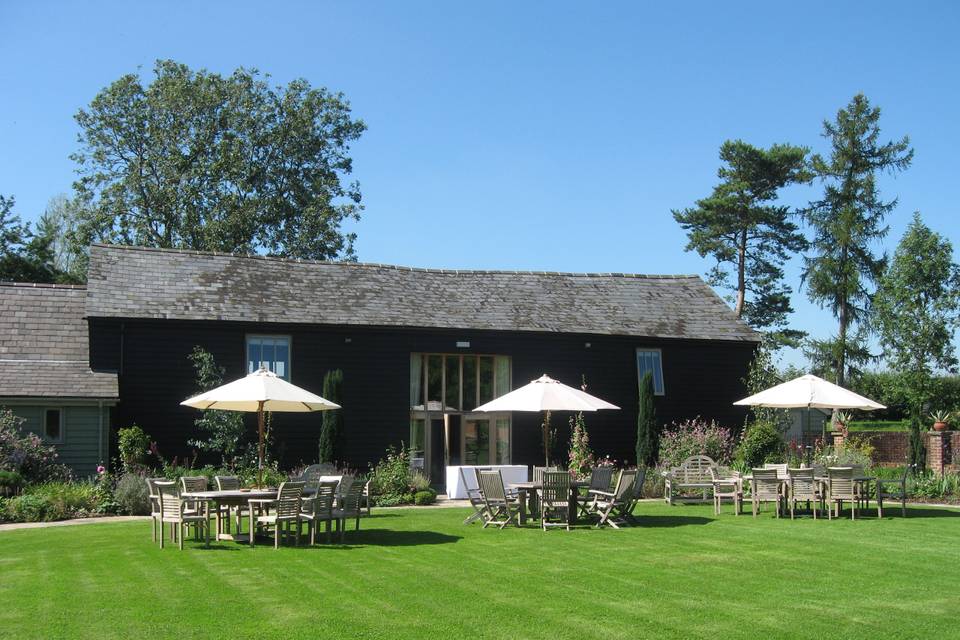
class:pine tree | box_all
[318,369,344,464]
[673,140,810,346]
[803,94,913,385]
[636,372,658,468]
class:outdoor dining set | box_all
[461,465,645,530]
[663,455,913,520]
[146,464,370,550]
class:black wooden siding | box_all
[89,318,755,470]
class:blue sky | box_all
[2,2,958,368]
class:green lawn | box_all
[1,502,958,639]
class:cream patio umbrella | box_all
[181,367,340,486]
[474,374,620,466]
[733,374,885,441]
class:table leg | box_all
[567,487,577,526]
[518,488,528,525]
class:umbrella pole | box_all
[543,410,551,467]
[257,401,265,489]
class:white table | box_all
[446,465,528,499]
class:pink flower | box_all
[96,465,106,475]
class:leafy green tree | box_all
[673,140,810,346]
[188,346,247,466]
[0,194,80,283]
[802,94,913,385]
[874,213,960,468]
[40,194,88,283]
[636,372,658,468]
[318,369,344,464]
[71,60,366,260]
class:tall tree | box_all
[41,194,88,283]
[636,372,658,468]
[318,369,344,464]
[802,94,913,385]
[0,194,80,283]
[673,140,810,346]
[71,60,366,260]
[874,213,960,468]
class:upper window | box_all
[410,353,511,411]
[247,335,291,380]
[44,408,63,442]
[636,348,665,396]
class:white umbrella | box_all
[181,367,340,485]
[733,374,885,410]
[733,374,884,443]
[475,374,620,466]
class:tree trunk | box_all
[734,229,747,317]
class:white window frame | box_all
[246,334,292,380]
[636,347,665,396]
[43,407,65,444]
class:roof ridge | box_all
[0,281,87,290]
[89,243,699,280]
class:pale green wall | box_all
[9,404,109,478]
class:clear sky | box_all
[2,2,958,368]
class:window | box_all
[636,348,665,395]
[409,353,512,411]
[247,335,291,379]
[43,408,63,442]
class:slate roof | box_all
[86,244,760,343]
[0,284,119,399]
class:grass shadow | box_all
[296,528,462,549]
[632,515,713,527]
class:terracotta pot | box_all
[933,421,948,432]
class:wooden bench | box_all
[663,455,717,505]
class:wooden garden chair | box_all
[577,467,614,518]
[248,481,305,548]
[157,482,209,550]
[787,468,821,519]
[750,468,782,518]
[478,470,521,529]
[540,471,572,531]
[588,469,638,529]
[826,467,860,520]
[332,478,367,543]
[876,464,914,518]
[849,464,869,510]
[763,463,789,478]
[709,466,742,515]
[300,481,338,544]
[213,475,247,535]
[460,467,488,525]
[145,477,166,541]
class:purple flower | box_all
[96,465,106,475]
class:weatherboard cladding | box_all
[0,284,118,398]
[86,244,759,342]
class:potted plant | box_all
[833,411,853,437]
[930,410,952,432]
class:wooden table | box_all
[182,489,278,541]
[509,480,589,526]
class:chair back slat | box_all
[828,467,855,498]
[339,479,366,516]
[180,476,208,493]
[532,466,558,484]
[460,467,483,496]
[304,482,338,516]
[157,482,181,519]
[275,481,305,518]
[215,476,240,491]
[541,471,570,506]
[479,470,508,503]
[752,468,781,500]
[588,467,614,492]
[612,470,639,501]
[788,468,817,498]
[763,463,789,478]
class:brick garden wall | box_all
[831,430,959,471]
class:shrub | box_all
[5,494,52,522]
[734,420,785,468]
[409,471,431,493]
[568,412,595,478]
[657,417,736,468]
[814,438,875,470]
[414,489,437,505]
[0,408,71,484]
[368,444,411,500]
[27,481,99,519]
[0,470,24,497]
[114,472,151,515]
[912,472,960,500]
[117,425,150,471]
